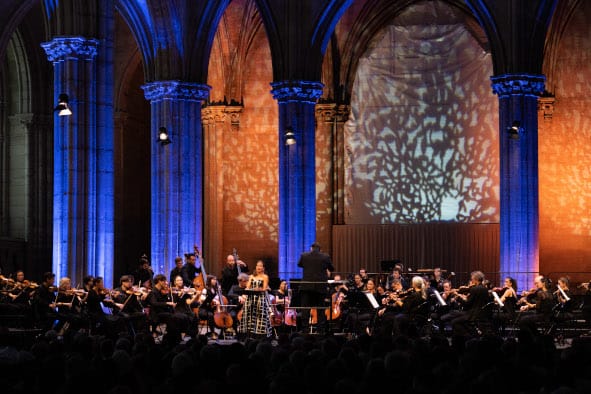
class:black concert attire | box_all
[134,266,154,286]
[553,289,575,322]
[228,284,246,331]
[493,289,517,334]
[221,264,248,295]
[0,282,34,323]
[443,284,491,336]
[181,263,202,287]
[430,277,444,292]
[34,283,57,330]
[343,287,377,335]
[198,287,218,335]
[519,289,554,336]
[113,288,148,334]
[384,290,425,336]
[54,291,85,332]
[297,249,334,332]
[85,289,124,336]
[169,267,183,284]
[172,289,197,336]
[147,288,184,334]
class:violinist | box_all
[383,276,428,336]
[518,275,554,336]
[85,276,123,335]
[169,274,197,336]
[441,271,491,337]
[54,277,87,334]
[33,272,57,330]
[113,275,148,334]
[553,277,574,321]
[147,274,182,335]
[390,267,409,290]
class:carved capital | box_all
[142,81,210,103]
[201,105,243,131]
[538,96,555,121]
[491,73,545,98]
[271,80,324,104]
[315,103,350,123]
[41,37,99,62]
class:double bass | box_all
[192,245,207,317]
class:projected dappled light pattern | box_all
[344,2,499,224]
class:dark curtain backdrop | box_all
[332,223,500,286]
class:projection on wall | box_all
[344,3,499,224]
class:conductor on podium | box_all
[297,242,334,333]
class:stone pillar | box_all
[315,103,350,255]
[142,81,210,277]
[42,37,114,285]
[271,80,323,278]
[201,105,242,273]
[491,73,545,290]
[6,113,33,239]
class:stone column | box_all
[315,103,350,255]
[201,105,242,273]
[271,80,323,278]
[491,73,545,290]
[42,37,114,285]
[142,81,210,277]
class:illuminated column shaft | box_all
[142,81,210,277]
[491,74,545,291]
[42,37,114,285]
[271,81,323,278]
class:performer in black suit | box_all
[297,242,334,333]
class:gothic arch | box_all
[331,0,486,104]
[543,0,582,94]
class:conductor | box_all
[297,242,334,333]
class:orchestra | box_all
[2,254,591,342]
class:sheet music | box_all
[492,291,504,307]
[433,290,446,306]
[364,292,380,309]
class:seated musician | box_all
[441,271,491,337]
[228,273,249,332]
[198,275,221,339]
[518,275,554,336]
[345,278,380,335]
[54,277,85,334]
[430,267,445,292]
[496,277,518,322]
[85,276,126,335]
[429,280,457,327]
[379,276,427,336]
[2,270,35,321]
[390,267,409,290]
[33,272,57,330]
[171,274,200,336]
[147,274,184,336]
[553,277,574,321]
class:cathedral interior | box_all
[0,0,589,289]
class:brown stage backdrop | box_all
[332,223,500,285]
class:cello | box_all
[325,291,344,320]
[213,283,233,329]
